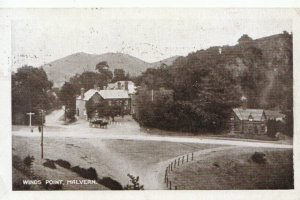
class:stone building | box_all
[75,87,130,120]
[230,108,267,134]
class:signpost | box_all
[26,112,35,132]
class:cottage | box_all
[76,87,130,120]
[230,108,267,134]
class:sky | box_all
[9,8,293,70]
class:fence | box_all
[164,152,194,190]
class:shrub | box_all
[13,155,32,177]
[251,152,267,164]
[98,177,123,190]
[70,166,98,180]
[43,159,56,169]
[23,155,34,167]
[123,174,144,190]
[55,159,71,169]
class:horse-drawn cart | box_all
[89,119,108,129]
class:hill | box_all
[171,32,292,110]
[151,56,181,67]
[42,52,179,88]
[134,32,293,133]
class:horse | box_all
[99,121,108,129]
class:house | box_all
[106,81,136,95]
[230,108,267,134]
[76,87,130,120]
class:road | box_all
[12,110,293,190]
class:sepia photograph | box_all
[7,8,294,191]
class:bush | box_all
[23,155,34,167]
[43,159,56,169]
[251,152,266,164]
[70,165,123,190]
[70,166,98,180]
[123,174,144,190]
[55,159,71,169]
[98,177,123,190]
[12,155,32,177]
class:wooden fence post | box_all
[171,162,173,171]
[192,152,194,161]
[169,181,172,190]
[175,186,177,190]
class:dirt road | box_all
[11,110,293,189]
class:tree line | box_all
[134,33,293,135]
[11,62,130,124]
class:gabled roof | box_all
[233,108,265,121]
[100,89,129,99]
[76,89,129,101]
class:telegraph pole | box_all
[151,89,154,102]
[26,112,35,132]
[40,109,46,159]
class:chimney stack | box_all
[80,88,85,99]
[241,95,248,110]
[117,82,122,89]
[125,81,129,90]
[103,86,106,90]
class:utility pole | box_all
[151,89,154,102]
[40,109,46,159]
[26,112,35,132]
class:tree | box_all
[70,71,104,93]
[12,66,53,125]
[95,61,113,86]
[58,82,77,120]
[134,48,241,133]
[113,69,126,82]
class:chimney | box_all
[97,86,101,91]
[103,86,106,90]
[80,88,85,99]
[241,95,248,110]
[117,82,121,89]
[94,84,98,90]
[125,81,129,90]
